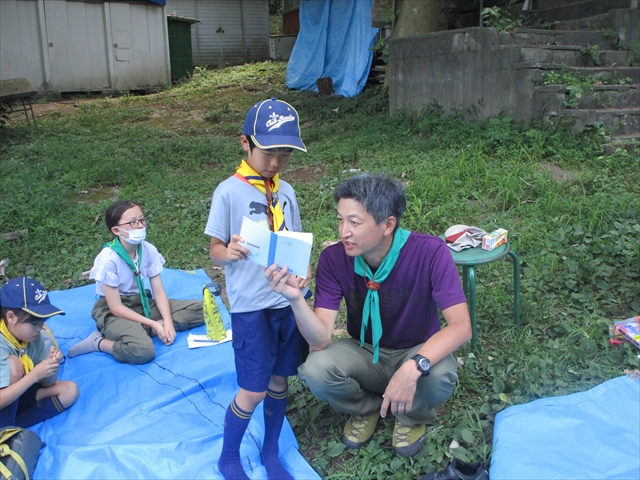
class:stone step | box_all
[516,46,635,67]
[603,133,640,155]
[535,84,640,110]
[548,108,640,135]
[524,0,634,24]
[503,28,619,49]
[513,63,640,83]
[582,85,640,108]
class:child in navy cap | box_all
[0,277,78,428]
[204,98,311,480]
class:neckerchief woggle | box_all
[354,228,411,364]
[234,159,287,232]
[104,237,151,318]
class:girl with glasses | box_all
[67,200,204,364]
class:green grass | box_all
[1,61,639,478]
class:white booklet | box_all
[239,216,313,278]
[187,331,233,349]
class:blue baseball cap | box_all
[242,98,307,152]
[0,277,65,319]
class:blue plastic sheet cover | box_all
[490,375,640,479]
[30,269,320,480]
[286,0,379,97]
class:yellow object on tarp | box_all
[203,282,226,341]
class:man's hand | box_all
[380,361,421,418]
[265,264,303,302]
[296,263,313,289]
[226,234,250,263]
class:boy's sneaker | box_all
[393,422,426,457]
[418,458,489,480]
[341,412,379,449]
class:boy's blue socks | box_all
[16,395,65,428]
[219,399,252,480]
[262,388,293,480]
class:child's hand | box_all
[297,264,313,289]
[226,234,250,263]
[49,346,64,364]
[163,320,176,345]
[33,357,59,382]
[152,322,174,345]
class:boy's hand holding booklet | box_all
[239,216,313,278]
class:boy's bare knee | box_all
[58,380,79,408]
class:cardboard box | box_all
[482,228,508,251]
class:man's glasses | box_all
[117,217,148,229]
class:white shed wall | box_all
[0,0,171,93]
[166,0,269,67]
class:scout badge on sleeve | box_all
[203,282,227,341]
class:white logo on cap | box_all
[266,112,295,132]
[34,288,48,304]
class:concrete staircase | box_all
[387,3,639,150]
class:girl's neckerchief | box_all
[234,159,287,232]
[354,228,411,364]
[104,237,151,318]
[0,318,34,374]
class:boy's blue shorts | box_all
[231,306,309,393]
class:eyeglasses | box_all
[117,217,148,229]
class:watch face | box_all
[418,358,430,371]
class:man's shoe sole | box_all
[341,433,374,450]
[393,434,426,457]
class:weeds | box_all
[1,61,638,478]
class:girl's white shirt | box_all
[90,240,165,296]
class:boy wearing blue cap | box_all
[0,277,79,428]
[205,98,311,480]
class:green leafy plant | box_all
[482,6,523,31]
[581,44,602,67]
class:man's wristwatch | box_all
[410,354,431,376]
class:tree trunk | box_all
[394,0,441,38]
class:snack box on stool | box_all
[482,228,508,251]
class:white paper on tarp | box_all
[240,216,312,278]
[187,331,233,348]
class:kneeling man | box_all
[266,173,472,457]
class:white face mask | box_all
[118,227,146,245]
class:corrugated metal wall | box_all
[166,0,269,67]
[0,0,171,93]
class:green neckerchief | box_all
[104,237,151,319]
[354,228,411,364]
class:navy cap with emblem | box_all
[242,98,307,152]
[0,277,65,319]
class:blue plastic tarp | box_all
[286,0,379,97]
[491,375,640,479]
[30,269,320,480]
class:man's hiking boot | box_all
[341,412,379,449]
[418,458,489,480]
[392,422,426,457]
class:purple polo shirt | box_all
[314,232,466,349]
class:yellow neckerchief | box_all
[0,318,34,374]
[234,159,287,232]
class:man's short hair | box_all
[333,173,406,228]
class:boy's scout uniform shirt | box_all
[0,328,56,388]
